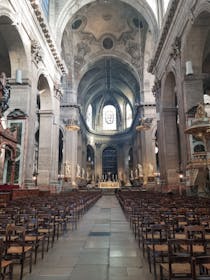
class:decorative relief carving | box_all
[152,79,161,110]
[0,72,10,115]
[170,36,181,59]
[74,41,91,67]
[31,40,43,63]
[54,83,63,99]
[81,32,97,45]
[119,30,135,46]
[125,41,141,66]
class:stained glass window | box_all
[86,104,92,129]
[103,105,116,130]
[126,103,132,128]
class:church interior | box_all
[1,0,210,279]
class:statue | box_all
[64,162,72,177]
[137,163,143,177]
[135,168,138,178]
[0,72,10,114]
[76,164,81,177]
[195,103,207,119]
[130,170,134,179]
[148,163,154,177]
[82,168,85,179]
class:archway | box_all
[86,145,94,183]
[102,147,118,181]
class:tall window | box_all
[86,104,92,129]
[163,0,170,12]
[126,103,132,128]
[41,0,49,19]
[103,105,116,130]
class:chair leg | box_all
[34,244,38,264]
[41,237,45,259]
[9,263,13,280]
[20,257,24,280]
[29,252,32,273]
[147,247,152,273]
[159,265,163,280]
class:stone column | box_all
[95,143,102,183]
[161,107,180,185]
[49,90,61,188]
[37,110,54,186]
[123,144,131,186]
[63,105,79,188]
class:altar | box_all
[98,181,120,188]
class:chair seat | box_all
[1,259,13,268]
[174,233,186,239]
[160,262,191,274]
[143,233,161,239]
[38,228,53,233]
[205,234,210,240]
[25,235,44,242]
[181,244,205,253]
[0,235,18,241]
[7,245,32,254]
[148,244,168,252]
[202,263,210,270]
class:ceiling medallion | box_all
[103,37,114,50]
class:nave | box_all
[22,195,152,280]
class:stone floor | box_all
[17,195,154,280]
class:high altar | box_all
[98,181,120,188]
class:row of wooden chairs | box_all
[116,190,210,279]
[0,190,102,280]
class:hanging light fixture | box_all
[136,117,153,132]
[64,117,80,131]
[64,104,81,131]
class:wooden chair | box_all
[5,224,33,280]
[0,239,13,280]
[192,255,210,279]
[25,217,45,264]
[37,214,55,251]
[160,239,194,280]
[147,224,170,280]
[182,225,207,256]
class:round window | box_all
[72,19,82,30]
[103,37,114,50]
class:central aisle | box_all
[24,195,153,280]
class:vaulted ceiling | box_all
[60,0,157,132]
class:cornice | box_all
[148,0,180,74]
[29,0,67,74]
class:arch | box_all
[86,144,95,182]
[102,146,118,179]
[0,15,28,79]
[128,147,134,172]
[55,0,158,51]
[58,129,64,174]
[37,74,52,111]
[182,10,210,76]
